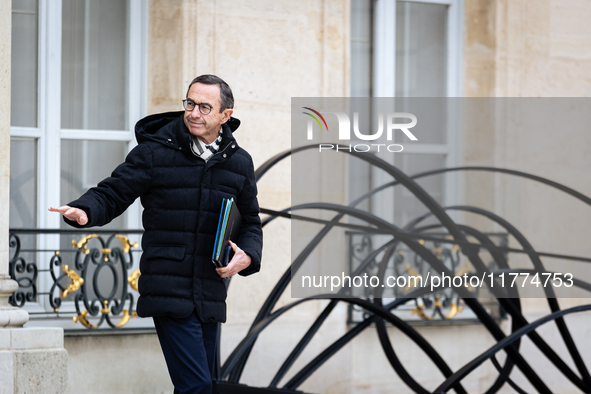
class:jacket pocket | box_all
[218,184,238,194]
[146,244,186,261]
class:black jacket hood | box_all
[135,111,241,149]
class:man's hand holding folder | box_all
[216,240,251,278]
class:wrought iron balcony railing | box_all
[346,231,508,324]
[9,226,505,331]
[9,228,144,330]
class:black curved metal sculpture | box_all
[214,145,591,394]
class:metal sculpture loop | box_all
[212,145,591,394]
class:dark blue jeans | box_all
[153,311,219,394]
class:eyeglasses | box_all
[182,99,213,115]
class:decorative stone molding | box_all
[0,276,29,327]
[0,327,68,393]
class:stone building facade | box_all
[1,0,590,392]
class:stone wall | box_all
[464,0,591,97]
[461,0,591,392]
[64,333,172,394]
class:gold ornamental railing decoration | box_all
[48,232,141,329]
[128,269,141,292]
[72,233,99,255]
[60,264,84,298]
[115,234,139,253]
[409,295,464,320]
[398,245,467,321]
[402,262,466,321]
[73,310,97,329]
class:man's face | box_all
[184,83,233,144]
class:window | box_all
[350,0,462,225]
[349,0,466,323]
[10,0,148,328]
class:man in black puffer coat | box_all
[50,75,262,394]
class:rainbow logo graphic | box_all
[302,107,329,139]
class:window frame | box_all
[10,0,149,329]
[352,0,464,226]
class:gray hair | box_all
[186,74,234,112]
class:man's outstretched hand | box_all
[216,240,251,278]
[48,206,88,225]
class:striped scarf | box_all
[190,130,222,162]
